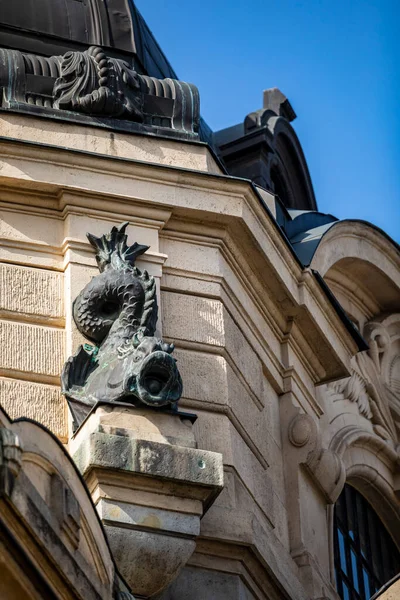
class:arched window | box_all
[334,484,400,599]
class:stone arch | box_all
[310,220,400,288]
[327,426,400,585]
[3,412,117,593]
[310,220,400,326]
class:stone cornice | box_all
[0,134,361,383]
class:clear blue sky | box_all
[136,1,400,243]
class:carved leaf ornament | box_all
[327,317,400,444]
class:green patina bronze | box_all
[62,222,182,427]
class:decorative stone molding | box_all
[287,411,345,504]
[288,413,313,447]
[0,46,199,138]
[327,313,400,445]
[329,425,400,550]
[0,426,23,497]
[53,46,144,121]
[0,405,131,599]
[281,395,345,598]
[364,315,400,439]
[51,473,81,550]
[71,404,224,598]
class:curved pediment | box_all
[0,404,130,600]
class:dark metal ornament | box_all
[62,223,183,427]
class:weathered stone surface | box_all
[159,566,257,600]
[0,378,67,439]
[0,321,64,377]
[162,292,225,346]
[0,405,115,600]
[98,498,200,537]
[74,431,223,488]
[161,238,223,276]
[72,404,196,449]
[162,291,264,402]
[72,405,224,597]
[105,526,196,598]
[192,410,274,524]
[175,348,270,465]
[0,113,223,174]
[0,263,63,319]
[372,576,400,600]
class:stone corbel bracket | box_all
[0,46,199,139]
[71,404,224,598]
[286,410,345,504]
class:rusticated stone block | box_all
[162,292,264,402]
[162,292,225,346]
[0,320,64,377]
[0,377,67,439]
[0,263,63,318]
[192,410,275,524]
[224,309,264,402]
[175,348,269,466]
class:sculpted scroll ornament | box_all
[62,223,183,427]
[53,46,143,121]
[327,315,400,444]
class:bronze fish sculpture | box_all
[62,222,182,427]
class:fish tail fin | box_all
[87,222,149,271]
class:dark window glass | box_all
[334,484,400,600]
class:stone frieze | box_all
[0,46,199,138]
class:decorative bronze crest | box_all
[62,223,182,427]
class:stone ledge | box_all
[74,431,223,500]
[71,405,224,597]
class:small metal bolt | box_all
[198,460,206,469]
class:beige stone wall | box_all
[0,259,67,439]
[0,114,399,599]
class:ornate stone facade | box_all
[0,2,399,600]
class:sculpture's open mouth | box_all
[134,351,182,406]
